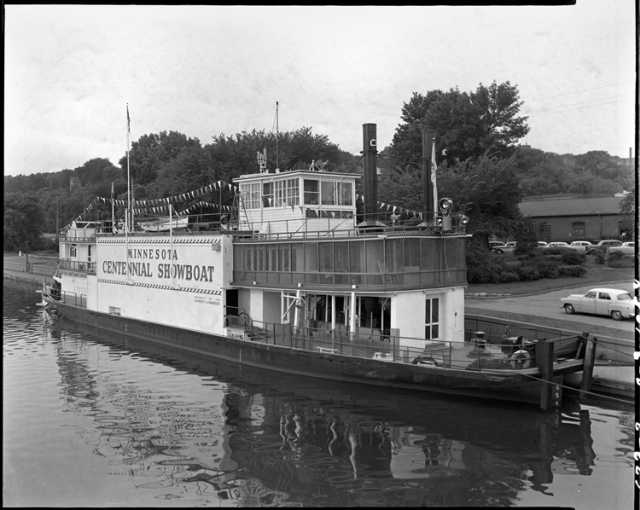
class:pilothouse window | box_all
[304,179,319,205]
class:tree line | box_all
[4,81,633,251]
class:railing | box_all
[232,269,467,291]
[59,259,96,275]
[3,253,58,276]
[223,314,544,372]
[61,291,87,309]
[60,234,97,243]
[234,213,470,242]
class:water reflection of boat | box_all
[51,314,598,506]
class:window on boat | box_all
[319,180,353,206]
[239,182,262,209]
[262,182,273,207]
[304,179,319,205]
[321,181,336,205]
[425,297,440,340]
[272,178,300,207]
[286,178,299,206]
[341,182,353,206]
[70,244,77,258]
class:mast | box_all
[111,182,115,233]
[126,103,131,232]
[55,197,59,242]
[275,100,279,172]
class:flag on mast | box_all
[431,137,438,223]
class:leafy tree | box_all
[619,191,635,239]
[4,193,45,251]
[513,220,538,255]
[120,131,202,185]
[511,146,630,196]
[389,81,529,169]
[207,126,356,178]
[377,166,424,212]
[437,155,523,237]
[388,90,445,170]
[75,158,120,188]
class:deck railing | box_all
[58,259,96,275]
[60,233,97,243]
[224,313,546,372]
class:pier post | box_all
[580,334,597,401]
[535,339,554,411]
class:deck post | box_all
[535,339,554,411]
[331,295,336,332]
[349,290,357,340]
[580,334,597,401]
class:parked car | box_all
[536,241,548,248]
[491,241,516,255]
[586,239,622,254]
[569,240,593,252]
[560,287,634,320]
[547,241,571,248]
[608,241,635,256]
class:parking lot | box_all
[466,281,634,342]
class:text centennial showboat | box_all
[44,124,596,410]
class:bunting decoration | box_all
[79,179,239,223]
[355,192,423,219]
[95,179,239,208]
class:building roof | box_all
[519,195,625,218]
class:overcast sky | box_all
[4,3,636,176]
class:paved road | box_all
[466,282,634,342]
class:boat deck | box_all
[228,321,584,375]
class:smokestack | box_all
[421,127,434,225]
[362,123,378,224]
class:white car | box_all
[537,241,548,248]
[608,241,635,256]
[561,287,635,320]
[569,240,593,252]
[547,241,571,248]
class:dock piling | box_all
[535,339,554,411]
[580,334,597,401]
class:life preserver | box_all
[510,349,531,369]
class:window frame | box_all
[425,296,440,340]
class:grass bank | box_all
[467,260,633,296]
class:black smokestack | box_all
[362,123,377,223]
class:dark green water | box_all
[3,284,633,507]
